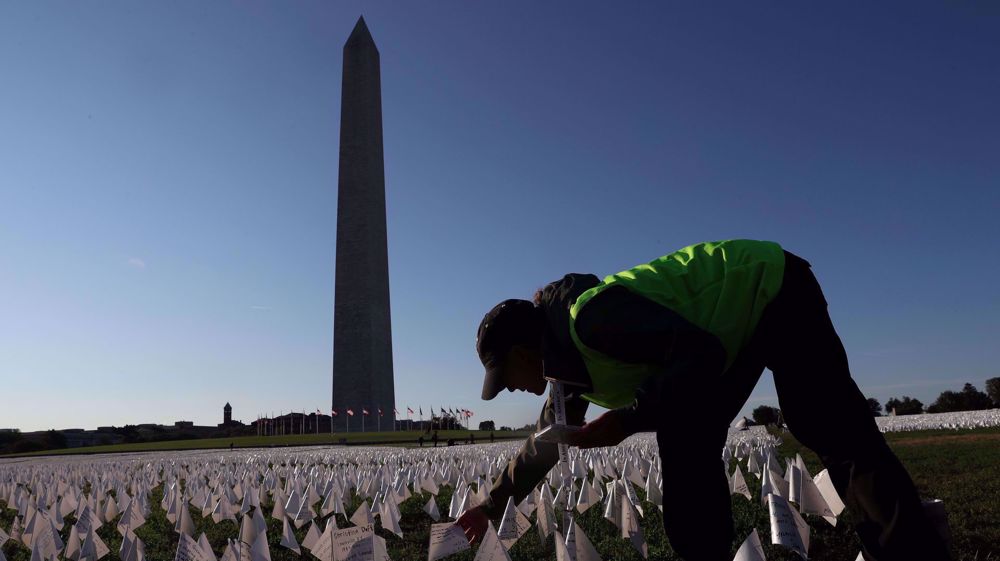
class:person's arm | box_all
[483,389,589,516]
[574,285,726,434]
[457,390,587,543]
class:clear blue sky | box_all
[2,3,998,432]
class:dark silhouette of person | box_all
[432,431,439,448]
[418,436,424,447]
[458,239,951,561]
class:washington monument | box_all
[332,17,395,431]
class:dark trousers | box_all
[656,251,951,561]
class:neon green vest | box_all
[568,240,785,409]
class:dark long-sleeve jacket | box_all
[485,272,727,515]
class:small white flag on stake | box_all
[279,517,300,555]
[575,480,600,514]
[301,519,322,551]
[733,528,766,561]
[564,517,603,561]
[473,521,511,561]
[621,498,647,559]
[554,530,570,561]
[535,488,557,542]
[813,470,846,520]
[380,500,403,539]
[251,531,272,561]
[176,502,195,537]
[797,473,836,525]
[198,532,217,561]
[351,501,374,527]
[731,466,752,500]
[427,523,470,561]
[767,494,809,558]
[497,497,531,551]
[423,496,441,522]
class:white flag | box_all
[423,496,441,522]
[279,517,300,555]
[813,470,845,518]
[732,465,752,500]
[621,499,647,559]
[301,520,321,551]
[496,497,531,551]
[427,523,470,561]
[198,533,216,561]
[351,501,374,527]
[473,521,511,561]
[767,494,808,558]
[176,502,195,537]
[250,531,271,561]
[575,480,600,514]
[564,517,602,561]
[733,528,766,561]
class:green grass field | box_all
[1,427,997,560]
[0,430,531,458]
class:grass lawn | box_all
[1,430,531,458]
[776,425,1000,559]
[1,427,997,560]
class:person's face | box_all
[502,345,547,396]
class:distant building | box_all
[219,402,243,428]
[175,421,194,429]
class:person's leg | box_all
[657,424,733,561]
[764,253,950,561]
[656,371,735,561]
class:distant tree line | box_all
[746,378,998,427]
[752,405,782,426]
[0,423,254,456]
[873,377,999,416]
[0,429,65,455]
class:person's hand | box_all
[565,411,630,449]
[455,505,490,544]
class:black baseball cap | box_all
[476,299,542,400]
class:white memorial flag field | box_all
[1,420,998,561]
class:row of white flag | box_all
[0,429,875,561]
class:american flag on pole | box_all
[363,408,370,416]
[378,408,383,417]
[332,409,339,417]
[347,408,355,417]
[407,407,414,414]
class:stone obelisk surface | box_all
[332,17,395,431]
